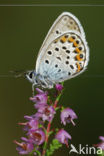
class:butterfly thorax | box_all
[35,74,54,88]
[26,70,54,88]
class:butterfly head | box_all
[25,70,37,84]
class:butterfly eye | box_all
[29,72,33,79]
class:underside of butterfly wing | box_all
[36,31,89,84]
[36,12,85,73]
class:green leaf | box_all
[61,82,64,86]
[46,139,62,156]
[48,130,54,136]
[61,106,65,111]
[55,107,60,111]
[36,150,41,156]
[55,128,59,132]
[29,147,41,156]
[39,124,43,128]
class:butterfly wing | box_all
[36,12,86,73]
[36,31,89,83]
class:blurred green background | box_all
[0,0,104,156]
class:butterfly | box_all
[26,12,89,90]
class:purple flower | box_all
[55,129,71,146]
[99,136,104,142]
[19,118,39,131]
[24,115,40,121]
[24,115,33,120]
[34,103,48,109]
[35,105,56,122]
[28,129,45,145]
[30,88,48,105]
[95,136,104,150]
[14,137,34,155]
[55,84,63,91]
[61,108,77,126]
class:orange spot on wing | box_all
[68,37,74,42]
[54,39,58,43]
[73,41,78,47]
[60,36,67,43]
[75,54,83,61]
[75,47,81,53]
[76,63,81,72]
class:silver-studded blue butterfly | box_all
[26,12,89,90]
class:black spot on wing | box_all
[70,65,74,69]
[45,60,49,64]
[55,47,59,51]
[62,46,67,50]
[55,64,58,68]
[56,57,61,61]
[58,69,61,72]
[47,51,52,55]
[66,50,70,54]
[68,72,71,75]
[66,61,69,64]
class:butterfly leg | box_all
[32,83,35,97]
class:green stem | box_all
[42,122,51,156]
[41,89,63,156]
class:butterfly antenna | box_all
[9,70,27,78]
